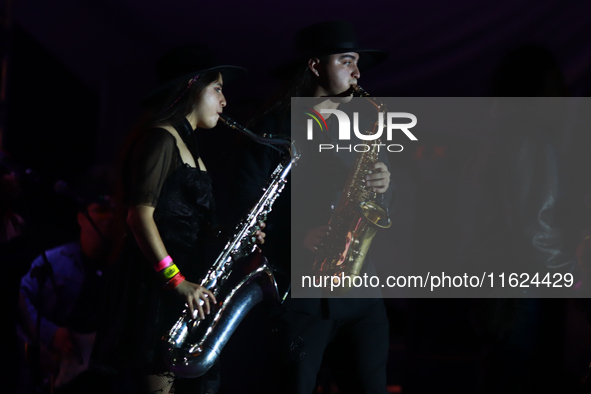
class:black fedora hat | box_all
[271,21,388,79]
[142,44,246,105]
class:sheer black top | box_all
[93,119,217,373]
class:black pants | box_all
[273,299,389,394]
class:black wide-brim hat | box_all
[141,44,246,105]
[271,21,388,79]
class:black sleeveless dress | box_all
[92,120,217,374]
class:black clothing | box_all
[455,109,577,393]
[238,108,393,312]
[236,104,392,393]
[275,299,389,394]
[69,254,108,333]
[93,120,217,374]
[456,116,576,288]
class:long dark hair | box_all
[142,71,222,128]
[120,71,221,163]
[116,71,221,199]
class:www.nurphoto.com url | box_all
[302,272,575,292]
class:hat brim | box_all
[270,48,388,80]
[141,65,246,106]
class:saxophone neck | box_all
[218,113,300,163]
[219,114,289,146]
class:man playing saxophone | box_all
[237,21,393,394]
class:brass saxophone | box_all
[311,85,391,294]
[163,114,299,378]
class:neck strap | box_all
[173,119,200,161]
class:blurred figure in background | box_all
[461,44,576,393]
[20,167,118,393]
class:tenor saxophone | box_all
[311,85,391,294]
[163,114,299,378]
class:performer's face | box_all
[316,52,360,97]
[194,74,226,129]
[78,201,117,246]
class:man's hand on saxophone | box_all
[365,162,390,194]
[301,163,390,254]
[303,225,331,252]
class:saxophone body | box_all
[163,114,299,378]
[311,85,391,295]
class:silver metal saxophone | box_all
[163,113,299,378]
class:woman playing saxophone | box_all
[92,44,264,394]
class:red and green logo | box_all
[303,107,329,132]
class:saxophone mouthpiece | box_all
[218,114,239,130]
[218,113,230,124]
[352,85,368,97]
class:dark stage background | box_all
[3,0,591,393]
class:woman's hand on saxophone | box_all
[255,221,266,245]
[175,281,217,320]
[366,162,390,194]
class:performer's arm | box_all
[20,255,59,348]
[127,130,216,319]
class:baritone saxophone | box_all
[163,114,299,378]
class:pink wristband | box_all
[155,255,173,272]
